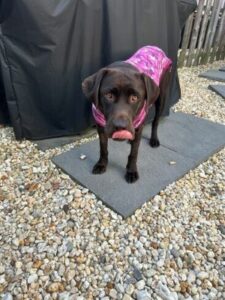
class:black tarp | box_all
[0,0,197,140]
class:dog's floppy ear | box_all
[142,74,160,107]
[82,68,108,106]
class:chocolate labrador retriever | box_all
[82,46,172,183]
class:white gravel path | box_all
[0,60,225,300]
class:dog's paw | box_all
[149,138,160,148]
[92,163,107,174]
[125,170,139,183]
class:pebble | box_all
[171,248,180,258]
[109,289,118,299]
[104,265,113,272]
[218,224,225,235]
[176,257,183,269]
[191,286,198,295]
[58,292,70,300]
[208,289,218,299]
[136,290,151,300]
[66,241,74,252]
[27,274,38,284]
[12,238,19,247]
[0,274,6,284]
[157,258,165,267]
[133,267,143,281]
[197,271,209,280]
[186,252,195,264]
[122,295,133,300]
[187,271,196,284]
[145,270,156,278]
[126,284,135,295]
[115,283,125,293]
[156,282,178,300]
[0,265,5,274]
[58,264,66,276]
[2,294,13,300]
[46,282,65,293]
[207,251,215,258]
[136,280,145,290]
[65,270,75,281]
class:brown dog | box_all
[82,46,172,183]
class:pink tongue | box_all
[112,130,133,140]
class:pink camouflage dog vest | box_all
[92,45,172,128]
[125,45,172,86]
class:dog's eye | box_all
[104,92,114,102]
[129,95,138,104]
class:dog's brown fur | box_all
[82,62,171,183]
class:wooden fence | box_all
[178,0,225,67]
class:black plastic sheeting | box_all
[0,0,197,140]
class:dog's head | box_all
[82,65,159,140]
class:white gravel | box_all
[0,59,225,300]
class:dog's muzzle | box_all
[92,101,148,141]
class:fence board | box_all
[203,0,221,64]
[209,3,223,63]
[193,0,213,65]
[211,13,223,61]
[186,0,205,67]
[216,7,225,60]
[178,13,194,67]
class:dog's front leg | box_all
[92,125,108,174]
[125,126,143,183]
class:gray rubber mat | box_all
[209,85,225,99]
[199,70,225,82]
[219,67,225,72]
[52,112,225,218]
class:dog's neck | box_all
[92,101,148,128]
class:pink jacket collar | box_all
[92,101,148,128]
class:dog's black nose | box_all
[113,118,129,130]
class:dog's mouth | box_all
[105,118,134,141]
[112,130,134,141]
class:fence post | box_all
[186,0,204,67]
[178,13,195,67]
[215,6,225,60]
[202,0,222,64]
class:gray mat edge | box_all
[208,84,225,99]
[199,70,225,82]
[34,129,96,151]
